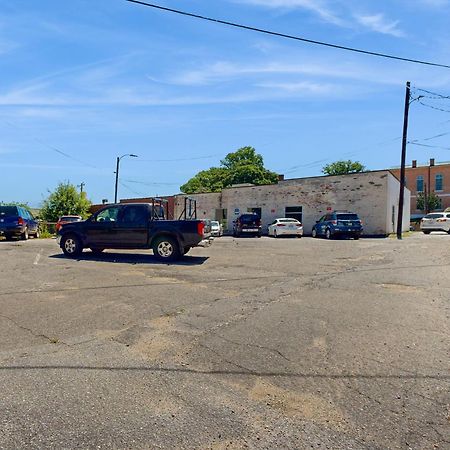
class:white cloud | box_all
[235,0,344,25]
[355,13,405,37]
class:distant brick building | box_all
[390,159,450,215]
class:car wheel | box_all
[61,234,82,257]
[257,233,262,238]
[274,230,278,238]
[325,228,332,240]
[354,234,360,240]
[34,229,40,239]
[21,228,29,240]
[90,248,104,255]
[422,230,431,235]
[153,236,181,262]
[311,228,317,238]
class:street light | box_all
[114,153,138,203]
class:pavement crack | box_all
[215,334,292,362]
[0,314,65,346]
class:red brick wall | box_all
[391,162,450,214]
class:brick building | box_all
[390,159,449,215]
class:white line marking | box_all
[33,249,43,265]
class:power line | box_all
[122,178,180,186]
[414,87,450,99]
[410,131,450,143]
[2,120,100,169]
[134,153,222,162]
[408,142,450,151]
[126,0,450,69]
[417,99,450,113]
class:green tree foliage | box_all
[0,201,32,212]
[180,147,279,194]
[40,182,92,222]
[322,160,366,176]
[416,191,442,212]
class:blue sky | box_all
[1,0,450,206]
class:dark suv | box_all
[233,213,262,237]
[312,211,363,239]
[0,205,39,240]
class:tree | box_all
[416,191,442,213]
[181,147,279,194]
[0,201,32,213]
[322,160,366,176]
[40,182,92,222]
[180,167,228,194]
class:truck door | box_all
[116,205,149,247]
[85,205,121,247]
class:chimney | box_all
[412,160,417,168]
[278,174,285,181]
[430,158,435,167]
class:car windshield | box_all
[424,213,443,219]
[0,206,18,216]
[211,221,219,227]
[337,214,359,220]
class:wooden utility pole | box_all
[397,81,410,240]
[78,182,85,193]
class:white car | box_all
[268,218,303,238]
[420,212,450,234]
[210,220,223,237]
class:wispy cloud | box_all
[236,0,344,25]
[355,13,405,37]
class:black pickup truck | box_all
[56,203,212,261]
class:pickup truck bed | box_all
[57,203,212,261]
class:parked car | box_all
[233,213,262,237]
[0,205,39,240]
[57,203,212,261]
[268,218,303,238]
[420,212,450,234]
[312,211,363,239]
[210,220,223,237]
[56,215,83,232]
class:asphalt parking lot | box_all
[0,234,449,449]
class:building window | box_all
[285,206,303,222]
[436,174,443,191]
[416,175,424,192]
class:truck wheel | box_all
[61,234,82,257]
[153,236,181,261]
[21,228,29,240]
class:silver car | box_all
[210,220,223,237]
[420,213,450,234]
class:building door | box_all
[285,206,303,222]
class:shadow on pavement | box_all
[49,252,208,266]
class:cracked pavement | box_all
[0,234,449,449]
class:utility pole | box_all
[114,154,138,204]
[78,182,85,193]
[114,156,120,204]
[397,81,410,240]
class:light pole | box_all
[114,154,138,203]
